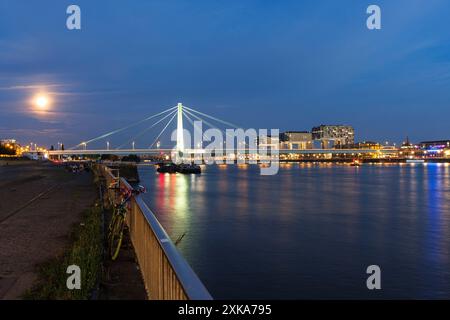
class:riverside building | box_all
[280,131,313,150]
[311,125,355,148]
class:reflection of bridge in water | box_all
[48,102,396,159]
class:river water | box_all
[138,163,450,299]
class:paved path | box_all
[0,161,96,299]
[100,229,147,300]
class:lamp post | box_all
[132,141,135,150]
[107,141,110,150]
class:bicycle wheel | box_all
[109,214,125,261]
[108,211,118,234]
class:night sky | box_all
[1,0,449,148]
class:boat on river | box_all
[156,162,201,174]
[156,163,178,173]
[177,163,201,174]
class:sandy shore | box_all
[0,161,97,299]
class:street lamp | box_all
[107,141,110,150]
[132,141,135,150]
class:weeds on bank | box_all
[22,204,103,300]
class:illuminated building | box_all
[419,140,450,158]
[346,141,381,150]
[280,131,313,150]
[419,140,450,150]
[311,125,355,148]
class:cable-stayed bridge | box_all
[49,102,255,159]
[48,103,393,159]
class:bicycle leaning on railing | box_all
[108,184,146,261]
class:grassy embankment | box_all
[23,174,104,300]
[22,164,139,299]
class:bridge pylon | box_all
[175,102,185,163]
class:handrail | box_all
[101,165,212,300]
[120,178,212,300]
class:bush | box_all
[122,154,141,163]
[100,154,119,161]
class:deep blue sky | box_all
[0,0,449,148]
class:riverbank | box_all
[0,161,97,299]
[106,163,140,182]
[0,161,147,300]
[0,158,37,167]
[23,204,103,299]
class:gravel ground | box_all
[0,161,97,299]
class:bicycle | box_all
[108,185,146,261]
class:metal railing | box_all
[99,164,212,300]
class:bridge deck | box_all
[49,148,394,156]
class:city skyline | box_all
[1,0,450,147]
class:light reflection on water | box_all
[139,164,450,299]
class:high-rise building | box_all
[311,125,355,148]
[280,131,312,149]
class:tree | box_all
[100,154,119,161]
[122,154,141,163]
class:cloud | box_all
[0,84,64,91]
[47,90,122,97]
[0,127,70,139]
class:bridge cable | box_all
[184,106,250,148]
[184,106,240,129]
[183,108,250,150]
[71,105,177,149]
[116,109,177,149]
[183,110,212,142]
[148,111,177,149]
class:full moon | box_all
[34,95,50,110]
